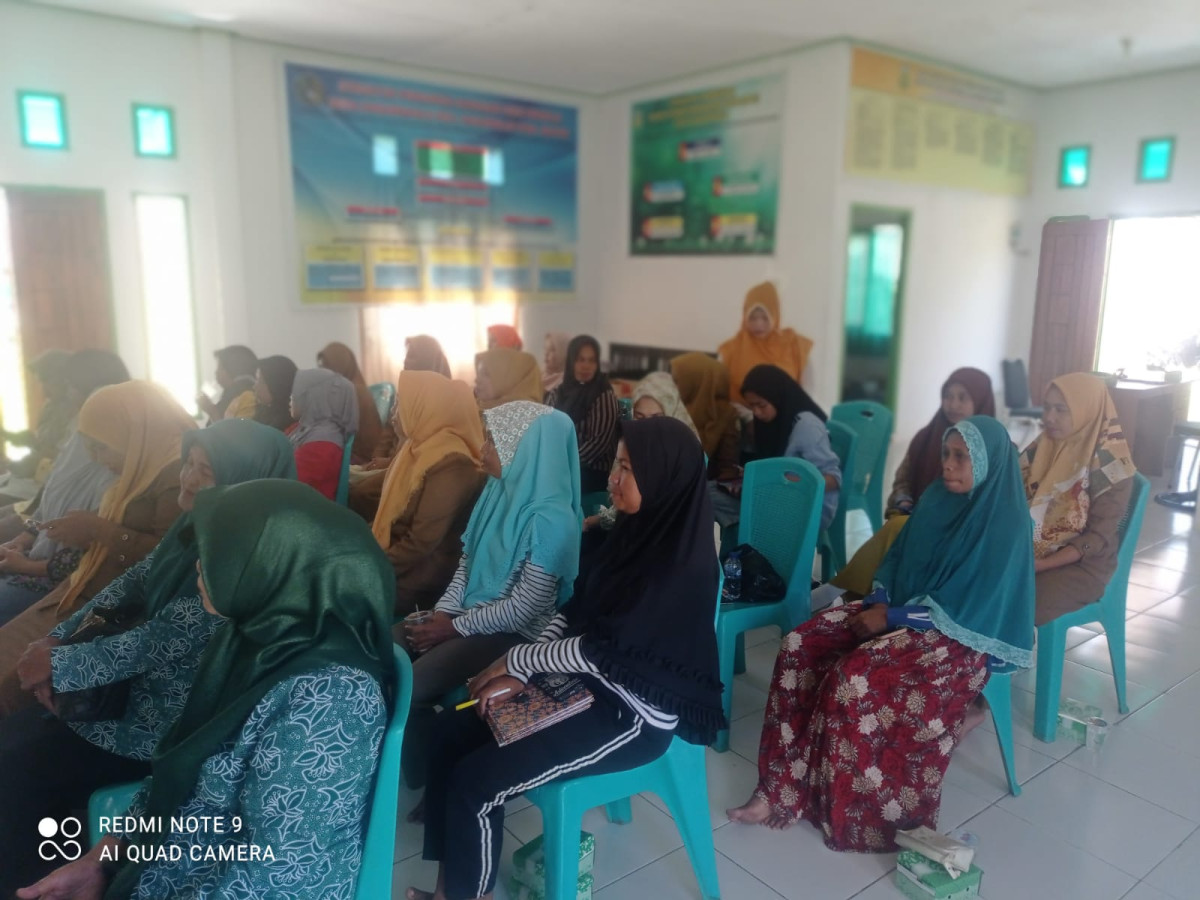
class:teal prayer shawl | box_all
[461,402,582,608]
[874,416,1035,668]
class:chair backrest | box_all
[618,397,633,420]
[1101,473,1151,615]
[1002,360,1031,409]
[335,432,355,505]
[738,457,825,623]
[368,381,396,425]
[830,402,893,498]
[825,419,858,500]
[355,645,414,900]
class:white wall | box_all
[1008,66,1200,366]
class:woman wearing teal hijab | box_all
[729,416,1035,851]
[402,401,582,792]
[0,418,296,896]
[21,479,396,900]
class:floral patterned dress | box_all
[755,603,988,852]
[120,664,386,899]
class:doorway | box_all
[841,205,909,409]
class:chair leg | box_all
[818,542,833,582]
[982,676,1020,796]
[604,797,633,824]
[659,747,722,900]
[1033,622,1068,743]
[1104,608,1130,714]
[539,795,584,900]
[831,519,847,573]
[734,633,746,675]
[714,620,736,752]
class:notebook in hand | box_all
[485,673,595,747]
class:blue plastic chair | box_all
[830,401,894,533]
[818,420,858,581]
[1033,473,1150,742]
[90,648,414,900]
[335,432,356,506]
[524,580,723,900]
[715,457,824,752]
[369,381,396,425]
[982,664,1020,796]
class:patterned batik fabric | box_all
[755,603,988,852]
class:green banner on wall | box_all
[630,76,783,256]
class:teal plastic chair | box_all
[982,664,1020,796]
[618,397,633,420]
[524,581,723,900]
[830,401,894,533]
[90,648,414,900]
[715,457,824,752]
[369,381,396,425]
[1033,473,1150,742]
[335,432,355,506]
[818,420,858,581]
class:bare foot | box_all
[405,889,434,900]
[765,812,794,830]
[407,794,425,824]
[727,795,772,825]
[961,698,988,736]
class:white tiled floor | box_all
[393,483,1200,900]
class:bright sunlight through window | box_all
[0,189,29,460]
[135,195,198,410]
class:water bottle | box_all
[722,550,743,603]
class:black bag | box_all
[53,606,142,722]
[725,544,787,604]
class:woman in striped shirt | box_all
[407,416,724,900]
[401,403,583,794]
[548,335,621,494]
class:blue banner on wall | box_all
[285,63,578,305]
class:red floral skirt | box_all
[756,603,988,852]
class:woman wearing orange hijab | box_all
[317,341,384,463]
[486,324,523,351]
[718,282,814,404]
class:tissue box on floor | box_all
[1057,697,1103,744]
[508,871,594,900]
[894,850,983,900]
[510,831,595,899]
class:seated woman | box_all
[542,331,571,401]
[719,281,814,404]
[0,351,74,505]
[486,324,523,350]
[288,368,359,500]
[406,334,452,378]
[400,402,581,792]
[17,479,396,900]
[0,382,196,716]
[408,417,724,900]
[831,367,996,596]
[548,336,620,494]
[252,353,298,432]
[318,340,384,461]
[1024,373,1136,626]
[728,416,1034,849]
[728,364,840,531]
[671,352,741,483]
[0,418,296,895]
[195,344,258,424]
[474,348,544,410]
[372,371,487,616]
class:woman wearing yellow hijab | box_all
[474,348,543,410]
[670,352,741,482]
[718,281,814,404]
[0,381,196,715]
[1021,373,1137,625]
[372,371,488,616]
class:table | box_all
[1110,380,1194,476]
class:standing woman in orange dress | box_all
[719,281,814,404]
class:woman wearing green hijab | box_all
[729,416,1035,851]
[19,479,396,900]
[0,419,296,896]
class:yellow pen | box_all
[455,687,512,710]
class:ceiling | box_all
[32,0,1200,94]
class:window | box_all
[133,104,176,158]
[1138,137,1174,183]
[1058,145,1090,188]
[373,135,399,176]
[17,91,68,149]
[134,195,198,410]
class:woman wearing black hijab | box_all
[252,355,298,432]
[548,335,620,493]
[739,363,841,530]
[408,416,725,900]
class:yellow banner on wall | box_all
[845,48,1034,196]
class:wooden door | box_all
[1027,217,1112,404]
[5,186,114,413]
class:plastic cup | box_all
[1085,716,1109,750]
